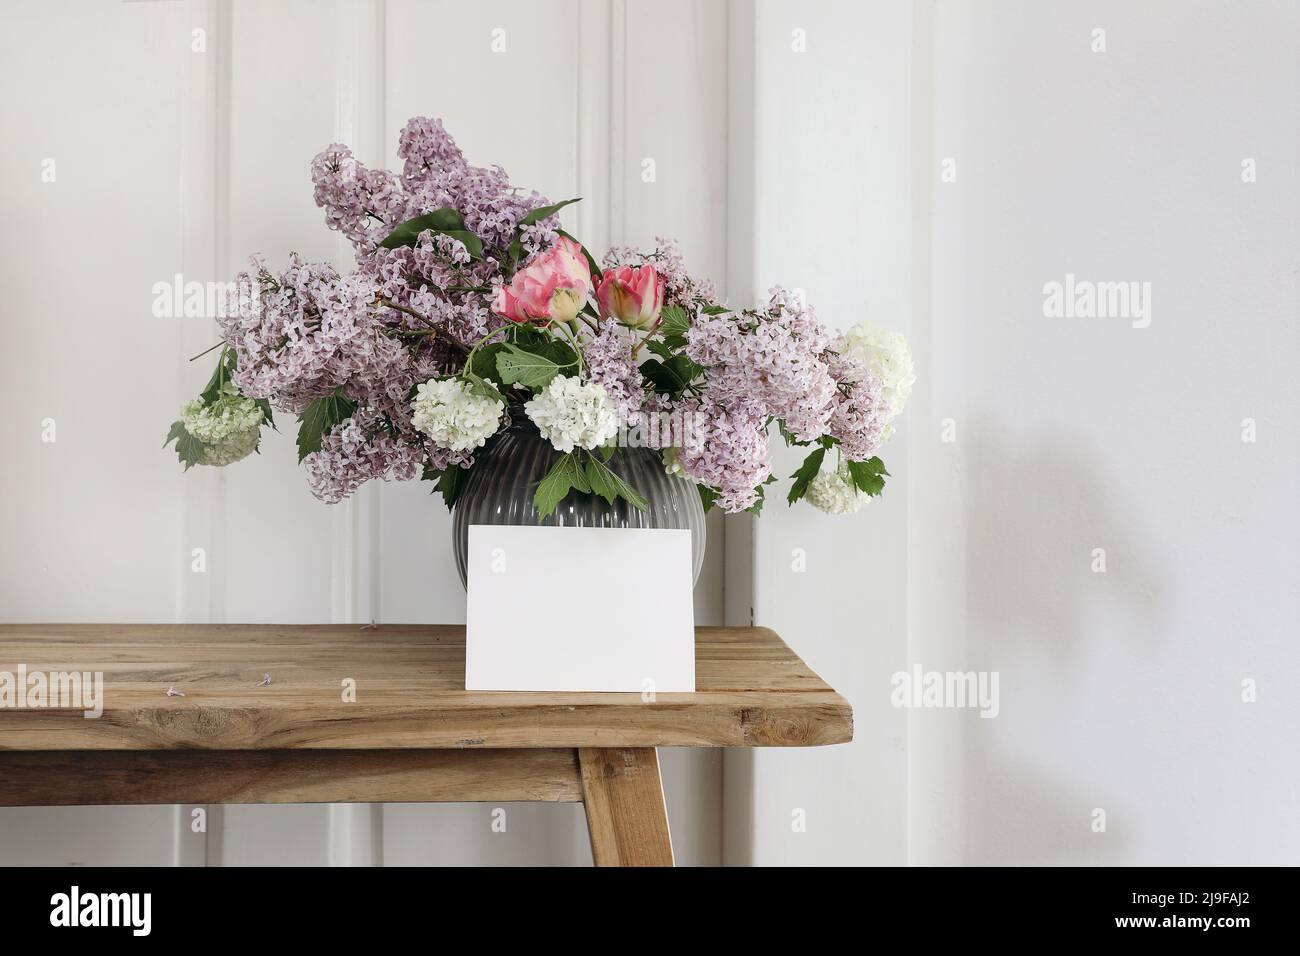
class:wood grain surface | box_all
[0,748,583,806]
[579,747,674,866]
[0,625,853,751]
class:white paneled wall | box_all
[10,0,1286,870]
[0,0,728,867]
[729,0,915,867]
[906,0,1299,866]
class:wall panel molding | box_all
[327,0,388,868]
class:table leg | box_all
[577,747,674,867]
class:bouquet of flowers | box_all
[165,116,914,518]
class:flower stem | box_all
[377,298,471,353]
[188,340,227,362]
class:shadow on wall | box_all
[958,417,1165,864]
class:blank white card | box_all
[465,525,696,692]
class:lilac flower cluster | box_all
[685,287,838,442]
[582,323,644,423]
[186,115,907,514]
[219,256,410,415]
[312,116,551,259]
[303,409,443,505]
[222,117,559,502]
[672,397,772,512]
[825,348,888,461]
[668,287,886,510]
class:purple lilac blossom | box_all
[215,115,896,509]
[671,396,772,512]
[825,347,888,461]
[226,117,563,502]
[582,322,644,423]
[685,286,837,443]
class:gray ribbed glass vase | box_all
[451,408,705,590]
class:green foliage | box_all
[518,197,581,227]
[378,208,484,259]
[163,420,204,471]
[786,446,827,505]
[423,463,471,510]
[657,305,691,349]
[846,456,890,497]
[532,450,648,520]
[643,338,675,360]
[296,390,357,462]
[777,420,811,447]
[584,453,648,511]
[698,484,719,513]
[461,369,505,405]
[495,343,566,390]
[533,452,590,519]
[198,349,236,406]
[468,342,505,381]
[639,355,700,398]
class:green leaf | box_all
[421,463,471,510]
[435,465,470,510]
[846,456,890,497]
[468,342,505,382]
[462,370,506,405]
[787,446,827,505]
[377,208,484,260]
[296,391,357,462]
[557,229,603,281]
[519,197,581,227]
[700,304,730,315]
[199,348,237,406]
[438,229,485,260]
[254,397,276,431]
[164,421,205,471]
[698,484,719,513]
[640,355,701,398]
[533,452,588,520]
[584,453,649,511]
[505,235,524,275]
[438,467,464,508]
[644,338,675,360]
[777,420,811,447]
[379,208,465,247]
[496,343,566,391]
[658,305,691,349]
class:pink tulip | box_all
[492,236,592,324]
[596,265,664,330]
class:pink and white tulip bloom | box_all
[492,236,592,324]
[595,265,664,330]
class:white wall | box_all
[0,0,727,867]
[3,0,1295,868]
[725,0,915,867]
[731,0,1298,866]
[907,0,1299,865]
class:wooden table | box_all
[0,624,852,866]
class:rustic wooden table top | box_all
[0,625,853,751]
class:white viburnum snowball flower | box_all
[410,378,503,453]
[201,425,263,466]
[805,463,870,515]
[525,375,619,453]
[181,395,264,466]
[841,320,916,437]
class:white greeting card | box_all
[465,525,696,692]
